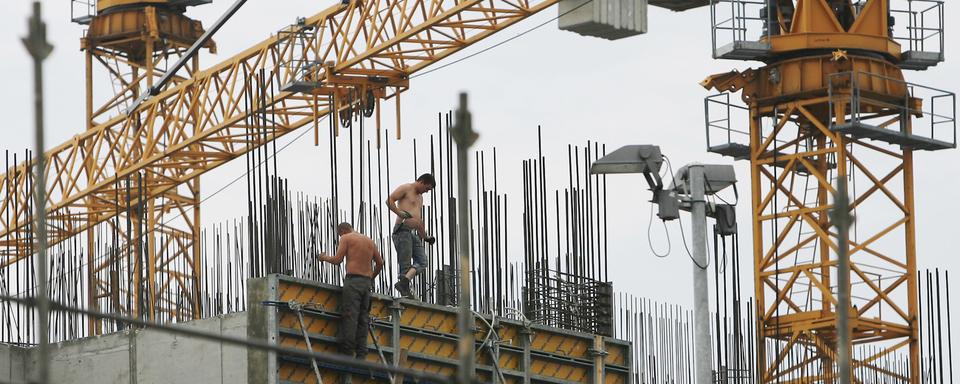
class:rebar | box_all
[0,104,953,383]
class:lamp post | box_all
[592,146,737,384]
[684,164,712,384]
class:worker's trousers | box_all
[338,275,372,358]
[392,222,427,278]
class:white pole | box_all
[689,164,713,384]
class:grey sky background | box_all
[1,0,959,347]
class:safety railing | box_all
[71,0,96,25]
[828,71,956,151]
[705,93,752,160]
[890,0,945,70]
[709,0,772,61]
[277,19,320,90]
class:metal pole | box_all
[688,164,713,384]
[22,2,53,382]
[452,93,478,384]
[832,179,853,383]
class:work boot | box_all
[394,276,412,298]
[402,287,416,300]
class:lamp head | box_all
[590,145,663,175]
[669,164,737,195]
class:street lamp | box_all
[592,145,738,384]
[589,145,680,221]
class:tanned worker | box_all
[317,222,384,359]
[386,173,436,299]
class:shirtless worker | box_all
[386,173,436,298]
[317,222,384,359]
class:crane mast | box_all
[79,0,214,330]
[704,0,952,382]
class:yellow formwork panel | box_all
[605,343,628,366]
[603,372,629,384]
[529,332,592,359]
[528,358,590,382]
[252,275,632,383]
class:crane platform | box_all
[832,122,956,151]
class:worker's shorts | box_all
[392,222,427,277]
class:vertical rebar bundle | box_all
[0,109,954,382]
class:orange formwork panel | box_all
[246,274,633,383]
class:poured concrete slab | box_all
[21,312,248,384]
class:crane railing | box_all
[704,92,751,159]
[70,0,96,24]
[709,0,771,61]
[890,0,945,70]
[828,70,956,151]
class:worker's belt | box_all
[392,222,414,234]
[344,274,371,280]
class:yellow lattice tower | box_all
[703,0,953,382]
[76,0,213,331]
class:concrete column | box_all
[247,277,278,384]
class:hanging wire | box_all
[664,155,710,270]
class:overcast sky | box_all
[2,0,959,349]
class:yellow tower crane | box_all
[703,0,953,382]
[75,0,216,331]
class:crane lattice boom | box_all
[0,0,559,265]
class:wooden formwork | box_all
[247,274,633,384]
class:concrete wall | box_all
[130,312,248,384]
[0,343,29,383]
[13,312,248,384]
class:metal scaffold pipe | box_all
[22,2,53,382]
[453,93,479,384]
[833,179,853,383]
